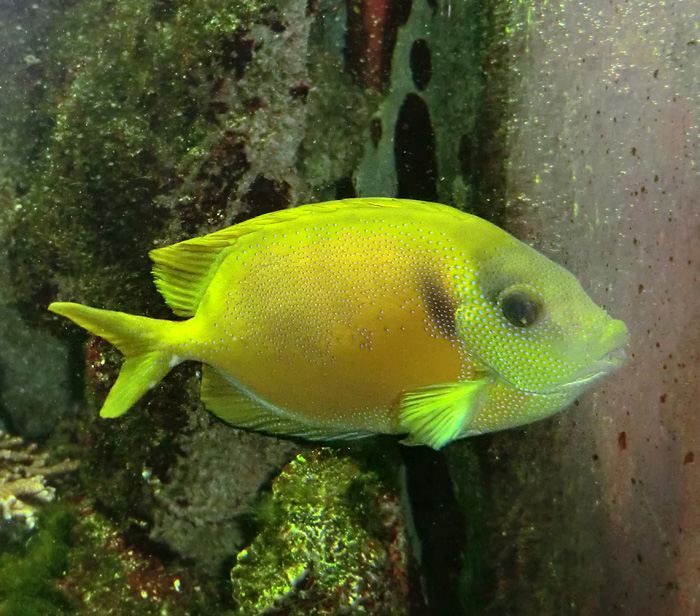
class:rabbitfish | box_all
[49,198,629,449]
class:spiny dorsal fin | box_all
[398,379,490,449]
[149,198,431,317]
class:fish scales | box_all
[192,206,474,431]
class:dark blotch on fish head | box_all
[420,274,458,339]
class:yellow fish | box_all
[49,198,628,449]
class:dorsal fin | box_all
[149,198,439,317]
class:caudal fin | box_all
[49,302,176,418]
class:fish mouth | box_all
[484,344,629,397]
[556,345,628,390]
[526,344,628,394]
[542,319,630,394]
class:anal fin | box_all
[200,366,372,441]
[200,365,273,427]
[398,379,489,449]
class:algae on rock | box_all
[230,449,414,616]
[354,0,486,211]
[148,414,300,575]
[1,0,368,315]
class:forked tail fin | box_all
[49,302,176,418]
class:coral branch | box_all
[0,430,78,528]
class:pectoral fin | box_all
[398,379,489,449]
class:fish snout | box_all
[598,344,628,368]
[595,318,630,371]
[552,318,630,392]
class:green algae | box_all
[0,0,267,315]
[0,501,229,616]
[63,504,221,616]
[0,506,76,616]
[230,449,412,616]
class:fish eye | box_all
[501,290,541,327]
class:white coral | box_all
[0,431,77,529]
